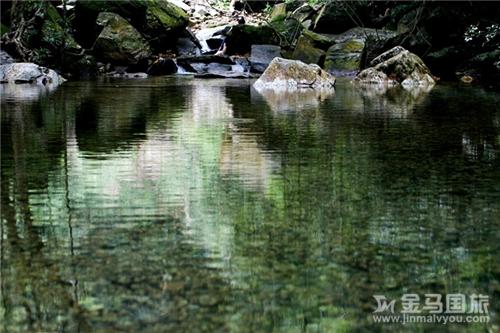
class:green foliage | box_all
[464,24,500,48]
[0,23,9,36]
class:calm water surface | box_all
[1,78,499,333]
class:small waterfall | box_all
[174,60,192,75]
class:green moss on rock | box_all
[291,35,326,66]
[94,12,152,64]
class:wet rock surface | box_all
[355,46,436,87]
[254,57,335,89]
[0,63,65,87]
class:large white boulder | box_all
[254,57,335,89]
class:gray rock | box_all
[254,57,335,89]
[0,51,15,65]
[249,45,281,73]
[192,62,251,78]
[0,63,66,87]
[195,25,230,53]
[177,37,201,57]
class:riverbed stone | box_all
[355,46,435,87]
[254,57,335,89]
[0,51,14,65]
[0,63,66,87]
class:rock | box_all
[329,27,396,70]
[0,51,14,65]
[93,12,152,65]
[270,3,287,21]
[195,25,230,53]
[175,54,252,77]
[355,67,389,85]
[330,27,397,44]
[355,46,435,88]
[177,55,235,66]
[225,24,281,55]
[108,72,148,79]
[177,37,201,57]
[301,30,334,50]
[0,63,65,87]
[167,0,190,12]
[290,3,318,24]
[191,62,251,78]
[254,57,335,89]
[74,0,188,51]
[249,45,281,73]
[324,38,365,74]
[147,57,178,75]
[291,30,333,66]
[292,35,326,66]
[460,75,474,84]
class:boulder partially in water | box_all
[355,46,436,87]
[0,63,65,87]
[254,57,335,89]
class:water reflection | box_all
[1,78,499,333]
[0,82,60,101]
[252,86,335,112]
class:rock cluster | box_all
[355,46,436,87]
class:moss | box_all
[302,30,333,50]
[324,53,361,71]
[292,35,326,66]
[1,23,10,36]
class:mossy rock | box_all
[302,30,334,50]
[74,0,188,51]
[270,3,287,21]
[324,53,362,72]
[324,39,365,72]
[94,12,152,65]
[291,35,326,66]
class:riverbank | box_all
[1,1,499,85]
